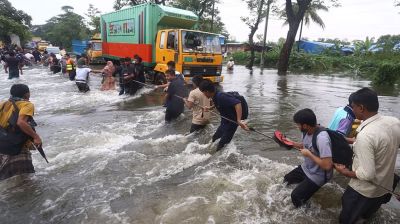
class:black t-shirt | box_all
[213,91,241,124]
[5,56,20,70]
[166,78,186,111]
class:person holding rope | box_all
[283,108,334,208]
[183,75,212,133]
[199,79,249,151]
[333,87,400,224]
[164,69,186,122]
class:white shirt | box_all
[349,114,400,198]
[75,67,91,83]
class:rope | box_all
[132,79,400,198]
[131,79,274,139]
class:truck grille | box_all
[186,66,220,77]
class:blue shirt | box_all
[166,77,186,111]
[213,92,241,125]
[328,105,355,136]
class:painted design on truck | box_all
[109,19,135,36]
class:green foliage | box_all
[35,6,90,50]
[372,63,400,86]
[113,0,167,10]
[172,0,227,34]
[0,0,32,43]
[86,4,101,35]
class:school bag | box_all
[311,127,353,168]
[0,100,32,155]
[224,92,249,120]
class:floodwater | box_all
[0,65,399,224]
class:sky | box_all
[8,0,400,43]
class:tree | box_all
[241,0,268,69]
[39,6,89,50]
[277,0,339,75]
[171,0,228,34]
[86,4,101,35]
[279,1,328,51]
[0,0,32,43]
[113,0,167,10]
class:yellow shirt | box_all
[0,100,35,129]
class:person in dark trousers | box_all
[199,79,249,150]
[128,54,145,95]
[120,57,136,95]
[334,88,400,224]
[164,69,186,122]
[4,52,23,79]
[283,108,333,208]
[32,48,41,63]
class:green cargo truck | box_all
[101,3,223,83]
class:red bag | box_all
[273,130,294,150]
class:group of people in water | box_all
[1,45,400,223]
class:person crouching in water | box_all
[184,75,211,133]
[0,84,42,180]
[164,69,186,122]
[75,59,91,93]
[284,108,333,207]
[199,79,249,150]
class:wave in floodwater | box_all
[0,66,399,224]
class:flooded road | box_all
[0,65,399,223]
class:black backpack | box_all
[311,127,353,168]
[0,100,32,155]
[224,92,249,120]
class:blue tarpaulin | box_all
[298,40,335,54]
[72,40,89,55]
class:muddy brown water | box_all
[0,65,399,223]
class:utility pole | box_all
[211,0,215,32]
[260,1,270,68]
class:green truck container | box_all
[101,3,224,84]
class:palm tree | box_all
[279,2,328,51]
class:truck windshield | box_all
[182,31,221,54]
[92,42,102,51]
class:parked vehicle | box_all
[45,46,62,60]
[100,3,223,84]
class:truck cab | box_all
[87,33,104,64]
[154,29,223,84]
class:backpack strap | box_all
[311,126,328,183]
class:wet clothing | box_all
[328,105,355,136]
[301,131,333,186]
[66,58,76,81]
[212,92,241,150]
[5,56,21,79]
[339,186,393,224]
[190,124,207,133]
[75,67,91,92]
[129,63,145,95]
[187,88,211,125]
[32,50,41,62]
[119,63,136,95]
[349,114,400,198]
[284,130,332,207]
[340,115,400,223]
[0,100,35,180]
[284,166,321,208]
[165,78,186,122]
